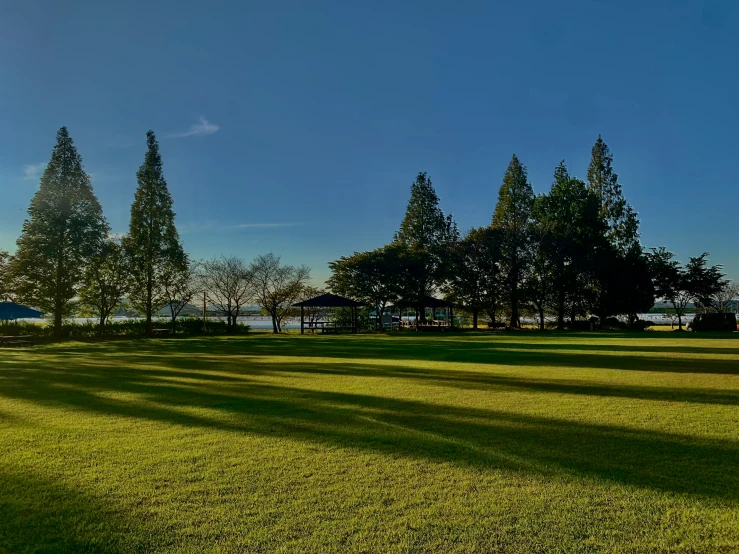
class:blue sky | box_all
[1,0,737,284]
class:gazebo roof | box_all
[0,302,43,320]
[293,293,364,308]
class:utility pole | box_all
[203,291,207,332]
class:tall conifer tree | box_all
[123,131,186,335]
[394,172,457,322]
[587,135,639,253]
[492,154,534,327]
[14,127,108,337]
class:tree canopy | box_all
[13,127,108,336]
[123,130,186,334]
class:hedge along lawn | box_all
[0,333,738,553]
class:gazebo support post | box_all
[300,306,304,335]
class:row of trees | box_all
[329,137,732,330]
[0,128,311,336]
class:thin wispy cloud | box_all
[23,162,46,181]
[180,221,301,234]
[167,116,220,138]
[232,223,300,229]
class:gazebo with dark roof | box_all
[0,302,43,321]
[292,293,364,334]
[390,295,455,330]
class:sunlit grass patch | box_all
[1,332,738,552]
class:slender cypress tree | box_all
[587,135,639,253]
[394,172,457,322]
[13,127,108,337]
[492,154,534,327]
[123,131,186,335]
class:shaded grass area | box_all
[1,332,738,552]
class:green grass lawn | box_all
[1,332,738,553]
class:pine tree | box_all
[394,172,457,322]
[13,127,108,337]
[492,154,534,327]
[542,161,605,328]
[123,131,186,335]
[587,135,639,253]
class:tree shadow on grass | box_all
[0,470,166,553]
[137,334,739,375]
[19,336,739,377]
[1,358,738,504]
[229,359,739,406]
[145,337,739,375]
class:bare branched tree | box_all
[299,286,331,328]
[199,256,253,333]
[714,281,739,313]
[251,253,310,333]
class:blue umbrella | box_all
[0,302,43,320]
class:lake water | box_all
[14,313,697,329]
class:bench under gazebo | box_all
[293,293,364,334]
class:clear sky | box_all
[1,0,737,284]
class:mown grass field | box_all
[1,332,738,553]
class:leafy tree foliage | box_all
[251,253,311,333]
[648,247,686,327]
[492,155,534,327]
[526,195,556,330]
[537,164,605,328]
[445,226,503,329]
[394,172,457,319]
[0,250,16,302]
[587,135,640,253]
[13,127,108,336]
[162,256,199,332]
[647,248,723,329]
[328,244,402,329]
[79,238,130,333]
[123,131,186,335]
[684,253,724,312]
[612,249,655,325]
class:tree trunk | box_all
[678,313,683,330]
[146,270,153,336]
[272,313,279,334]
[99,312,106,336]
[54,301,63,339]
[472,309,478,330]
[510,297,518,328]
[510,277,519,328]
[557,288,565,330]
[539,305,545,331]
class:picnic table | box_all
[0,335,34,347]
[305,322,354,334]
[151,328,171,337]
